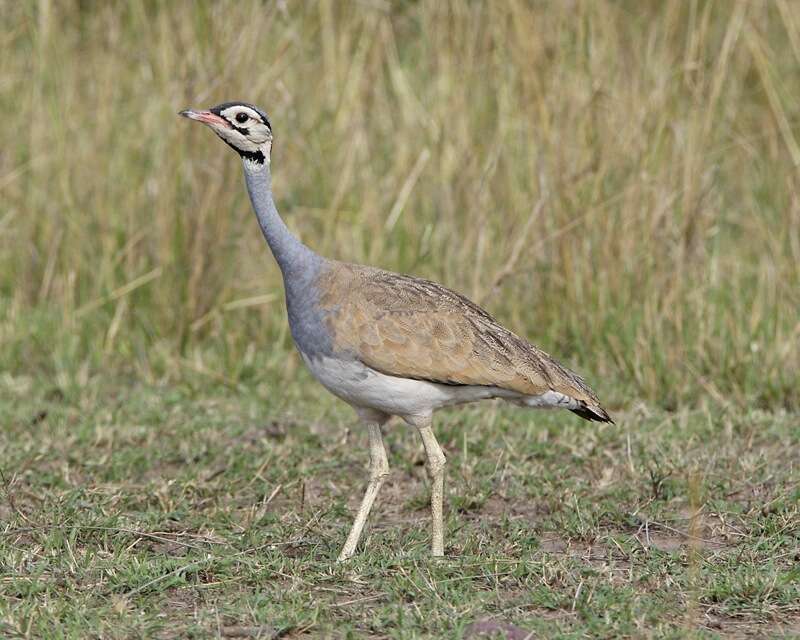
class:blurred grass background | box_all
[1,0,798,411]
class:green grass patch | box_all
[1,378,797,638]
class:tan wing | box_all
[316,262,611,421]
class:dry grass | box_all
[2,1,799,408]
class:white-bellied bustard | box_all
[180,101,613,561]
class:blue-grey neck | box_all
[241,157,332,357]
[242,159,321,277]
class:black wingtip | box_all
[570,404,614,424]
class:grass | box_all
[1,1,798,409]
[1,377,798,638]
[2,1,800,638]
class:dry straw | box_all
[1,1,798,409]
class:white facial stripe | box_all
[214,127,259,151]
[220,106,262,123]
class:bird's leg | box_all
[415,419,447,557]
[337,411,390,562]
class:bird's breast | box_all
[283,268,335,358]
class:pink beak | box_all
[179,109,230,128]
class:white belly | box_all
[299,352,512,418]
[299,352,581,419]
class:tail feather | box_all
[570,402,614,423]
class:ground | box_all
[1,374,798,639]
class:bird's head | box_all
[180,101,273,165]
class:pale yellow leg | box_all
[416,419,447,557]
[337,410,390,562]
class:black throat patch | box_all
[215,133,265,164]
[237,147,265,164]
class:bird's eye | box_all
[235,112,249,124]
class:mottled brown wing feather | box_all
[316,262,608,416]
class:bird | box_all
[180,101,612,561]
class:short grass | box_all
[2,375,798,639]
